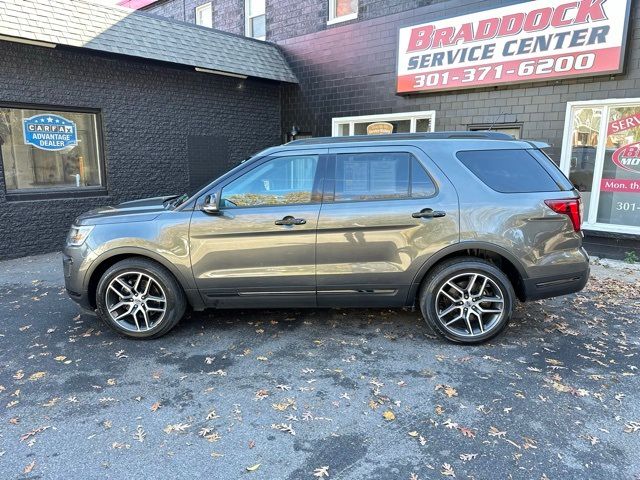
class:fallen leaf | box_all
[246,464,261,472]
[488,426,506,438]
[271,423,295,435]
[133,426,146,442]
[313,466,330,478]
[441,463,455,477]
[163,423,191,434]
[435,384,458,398]
[382,410,396,421]
[151,402,161,412]
[458,426,476,439]
[23,461,35,474]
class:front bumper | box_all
[63,244,95,311]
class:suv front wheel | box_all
[420,258,515,344]
[95,258,187,339]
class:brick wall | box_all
[0,40,281,259]
[142,0,443,41]
[143,0,243,35]
[278,0,640,162]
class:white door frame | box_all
[560,97,640,235]
[331,111,436,136]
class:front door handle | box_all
[275,216,307,226]
[412,208,446,219]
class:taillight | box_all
[545,198,582,232]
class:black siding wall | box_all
[0,41,281,259]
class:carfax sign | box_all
[397,0,632,94]
[23,114,78,151]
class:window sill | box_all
[327,12,358,25]
[4,188,109,203]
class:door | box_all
[189,151,326,307]
[316,146,459,307]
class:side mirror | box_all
[201,194,220,215]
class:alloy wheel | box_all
[435,272,505,338]
[105,271,167,333]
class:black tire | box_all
[419,257,515,344]
[95,258,187,339]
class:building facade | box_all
[0,0,296,259]
[2,0,639,260]
[141,0,640,260]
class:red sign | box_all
[608,113,640,135]
[397,0,631,94]
[612,142,640,174]
[600,178,640,193]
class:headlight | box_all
[67,225,94,246]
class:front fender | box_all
[81,210,200,306]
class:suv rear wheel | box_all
[95,258,186,339]
[419,258,515,344]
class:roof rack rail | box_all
[288,131,515,145]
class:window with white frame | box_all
[245,0,266,40]
[332,111,436,137]
[561,98,640,235]
[195,3,213,28]
[328,0,358,24]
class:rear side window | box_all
[456,149,562,193]
[334,153,436,201]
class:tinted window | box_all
[221,155,318,207]
[456,149,561,193]
[411,158,437,197]
[335,153,409,201]
[529,149,573,191]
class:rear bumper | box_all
[522,266,590,301]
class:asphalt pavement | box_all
[0,253,639,479]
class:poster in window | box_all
[23,114,78,151]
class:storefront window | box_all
[354,120,410,135]
[468,124,522,139]
[561,100,640,234]
[597,106,640,228]
[567,108,602,221]
[0,106,103,193]
[332,111,436,137]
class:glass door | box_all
[561,100,640,235]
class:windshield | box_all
[165,154,261,210]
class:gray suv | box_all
[63,132,589,344]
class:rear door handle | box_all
[275,216,307,226]
[412,208,446,219]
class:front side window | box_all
[221,155,318,207]
[195,2,213,28]
[329,0,358,23]
[0,106,103,194]
[245,0,266,40]
[334,153,435,201]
